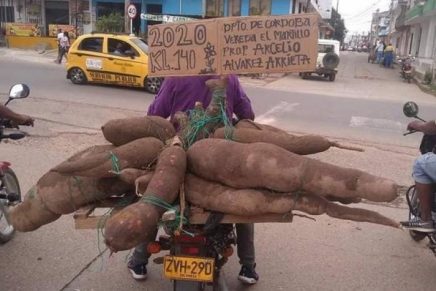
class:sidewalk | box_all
[0,47,60,65]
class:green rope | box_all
[182,96,234,148]
[141,195,193,236]
[109,151,121,174]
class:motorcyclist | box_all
[0,104,34,126]
[401,119,436,232]
[127,74,259,285]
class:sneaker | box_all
[400,218,436,233]
[238,264,259,285]
[127,263,147,280]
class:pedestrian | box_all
[127,75,259,285]
[57,31,70,64]
[55,28,63,63]
[384,43,395,68]
[375,41,384,64]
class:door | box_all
[45,1,69,35]
[69,36,110,84]
[104,37,147,87]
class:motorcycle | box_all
[0,83,31,243]
[402,101,436,255]
[398,56,414,83]
[147,207,236,291]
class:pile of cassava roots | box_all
[9,77,400,252]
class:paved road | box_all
[1,49,436,291]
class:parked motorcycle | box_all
[148,208,236,291]
[0,84,31,243]
[402,101,436,255]
[398,56,414,83]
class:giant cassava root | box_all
[185,174,399,228]
[52,137,163,178]
[9,171,132,231]
[104,141,187,251]
[101,116,175,146]
[187,139,398,202]
[213,127,363,155]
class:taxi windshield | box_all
[130,38,149,54]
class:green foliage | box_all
[328,8,347,43]
[95,13,124,33]
[424,70,433,85]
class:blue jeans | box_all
[376,51,383,64]
[413,153,436,184]
[384,52,393,68]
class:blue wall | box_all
[241,0,249,16]
[162,0,203,16]
[272,0,291,15]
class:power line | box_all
[344,0,385,19]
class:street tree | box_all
[328,8,347,44]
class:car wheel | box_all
[69,68,87,84]
[145,77,163,94]
[329,74,336,81]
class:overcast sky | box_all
[332,0,392,34]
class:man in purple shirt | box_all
[127,74,259,285]
[147,75,255,121]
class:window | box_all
[206,0,224,17]
[108,38,139,57]
[79,37,103,52]
[131,38,149,54]
[249,0,271,15]
[318,44,334,53]
[228,0,241,16]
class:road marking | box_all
[256,101,300,124]
[349,116,403,131]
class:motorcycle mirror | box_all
[8,84,30,99]
[403,101,419,118]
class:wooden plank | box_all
[189,212,293,224]
[73,205,95,219]
[74,204,293,229]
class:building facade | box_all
[404,0,436,79]
[1,0,335,35]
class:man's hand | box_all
[11,114,34,127]
[407,120,436,135]
[407,120,425,132]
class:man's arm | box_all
[229,75,255,121]
[408,120,436,135]
[0,105,34,126]
[146,78,175,118]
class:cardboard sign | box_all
[148,14,319,76]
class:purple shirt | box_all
[147,75,255,122]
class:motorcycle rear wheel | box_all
[0,168,21,243]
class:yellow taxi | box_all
[66,33,162,94]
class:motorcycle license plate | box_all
[163,255,214,282]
